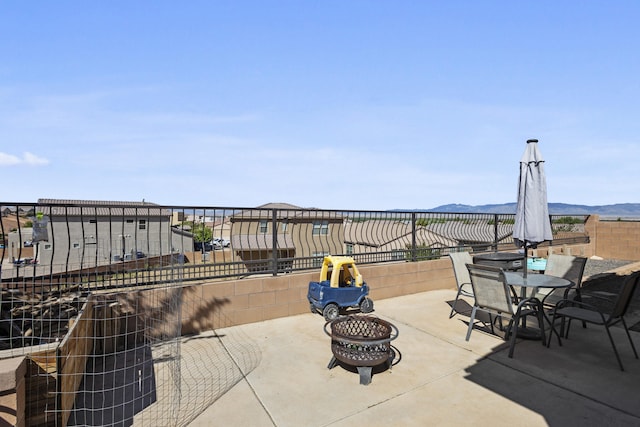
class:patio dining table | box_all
[502,271,574,340]
[503,271,573,298]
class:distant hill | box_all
[424,203,640,217]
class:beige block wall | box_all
[181,257,456,333]
[0,356,26,427]
[592,215,640,261]
[180,231,640,332]
[532,243,593,258]
[532,215,640,261]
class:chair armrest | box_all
[555,298,601,312]
[575,291,617,311]
[581,290,617,299]
[554,298,609,324]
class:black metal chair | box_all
[534,254,588,309]
[465,263,546,358]
[547,271,640,371]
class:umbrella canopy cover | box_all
[513,139,553,248]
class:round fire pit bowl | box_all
[324,315,398,385]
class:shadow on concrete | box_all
[447,299,474,317]
[462,272,640,426]
[463,328,640,427]
[68,343,156,427]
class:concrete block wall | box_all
[532,243,593,259]
[182,257,456,333]
[181,217,640,333]
[592,215,640,261]
[0,356,26,427]
[532,215,640,261]
[131,216,640,335]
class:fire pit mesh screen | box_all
[327,315,396,367]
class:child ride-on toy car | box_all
[307,255,374,321]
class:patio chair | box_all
[465,263,546,358]
[547,271,640,371]
[535,254,588,309]
[448,252,474,318]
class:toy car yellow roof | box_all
[319,255,364,288]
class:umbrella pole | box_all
[523,240,528,279]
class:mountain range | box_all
[425,203,640,217]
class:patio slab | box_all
[188,288,640,426]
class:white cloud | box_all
[0,152,49,166]
[23,151,50,166]
[0,152,21,166]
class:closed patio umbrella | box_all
[513,139,553,278]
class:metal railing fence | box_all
[0,200,596,426]
[1,201,589,291]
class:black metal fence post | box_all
[271,209,278,276]
[493,214,499,251]
[411,212,417,262]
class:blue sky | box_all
[2,1,639,210]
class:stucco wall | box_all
[592,215,640,261]
[182,257,456,333]
[530,215,640,261]
[181,214,640,332]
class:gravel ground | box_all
[583,258,637,278]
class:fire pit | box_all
[324,315,398,385]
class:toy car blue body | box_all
[307,256,374,321]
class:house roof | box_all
[256,202,303,210]
[425,221,514,244]
[230,205,343,221]
[37,199,171,217]
[344,220,457,248]
[231,234,296,250]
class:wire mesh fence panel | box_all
[15,257,261,427]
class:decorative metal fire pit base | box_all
[324,315,398,385]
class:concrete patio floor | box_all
[187,287,640,427]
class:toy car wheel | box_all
[360,297,374,313]
[309,303,317,314]
[323,303,339,321]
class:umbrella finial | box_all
[527,139,538,143]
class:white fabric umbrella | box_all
[513,139,553,277]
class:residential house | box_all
[344,219,458,260]
[171,211,232,246]
[230,203,344,272]
[425,220,515,251]
[5,199,193,275]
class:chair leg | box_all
[449,288,464,318]
[508,316,519,358]
[465,306,477,341]
[604,325,625,371]
[489,313,495,335]
[621,318,639,359]
[564,318,573,338]
[535,303,546,347]
[494,314,504,332]
[546,311,563,348]
[574,292,588,329]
